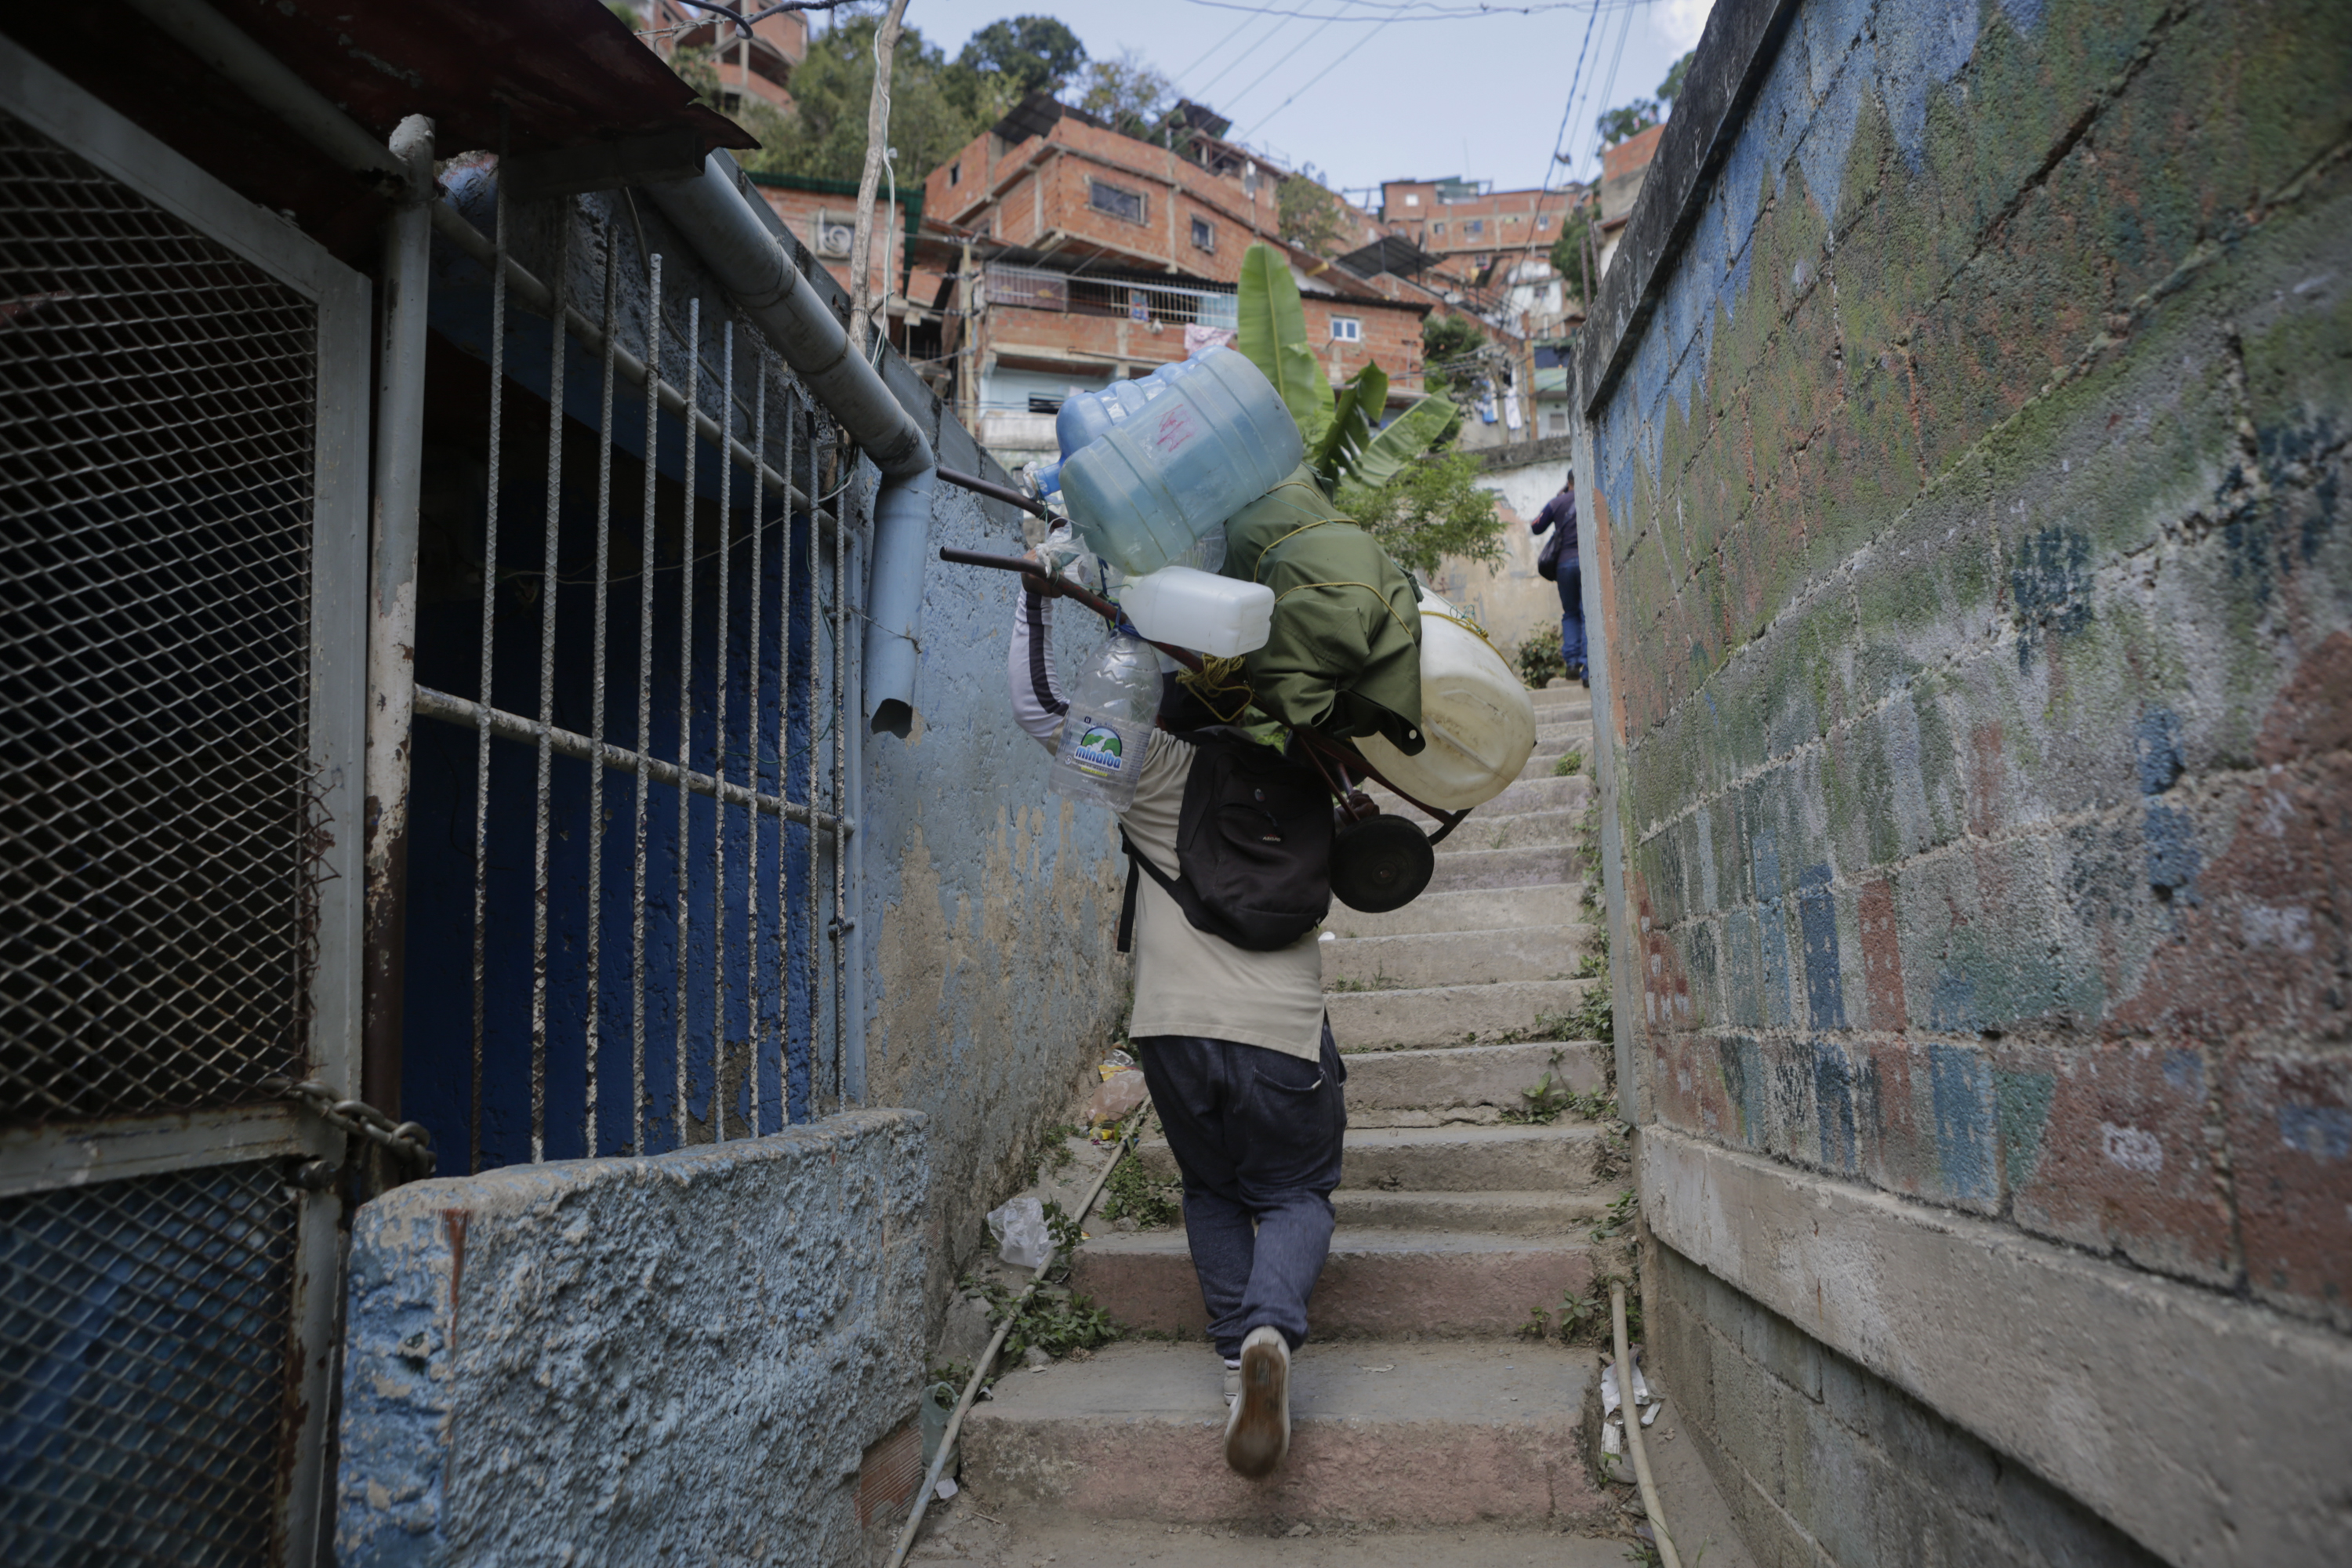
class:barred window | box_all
[1090,180,1145,224]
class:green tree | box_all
[1548,205,1593,303]
[1595,98,1659,146]
[1276,175,1350,255]
[735,14,984,182]
[1340,450,1503,577]
[1657,49,1694,105]
[954,15,1086,99]
[1073,52,1173,137]
[1421,313,1487,403]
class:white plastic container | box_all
[1352,592,1537,811]
[1116,566,1275,657]
[1057,347,1303,578]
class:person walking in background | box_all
[1532,475,1585,684]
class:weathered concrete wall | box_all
[337,1110,927,1566]
[1570,0,2352,1560]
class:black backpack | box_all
[1117,728,1333,953]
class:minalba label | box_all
[1074,722,1127,779]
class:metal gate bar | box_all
[408,193,861,1171]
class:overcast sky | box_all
[878,0,1714,198]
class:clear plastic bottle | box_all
[1049,633,1163,811]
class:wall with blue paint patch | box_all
[343,159,1130,1563]
[1573,0,2350,1558]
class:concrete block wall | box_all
[1648,1245,2159,1568]
[1570,0,2352,1560]
[337,1112,928,1565]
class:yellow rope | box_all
[1423,608,1501,652]
[1177,654,1257,724]
[1270,579,1423,644]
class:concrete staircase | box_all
[956,689,1635,1545]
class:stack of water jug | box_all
[1036,347,1535,818]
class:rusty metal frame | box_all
[0,38,370,1566]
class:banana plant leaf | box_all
[1307,361,1387,494]
[1236,244,1333,445]
[1345,394,1457,492]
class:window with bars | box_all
[1088,179,1145,224]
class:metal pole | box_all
[528,216,568,1165]
[675,296,699,1149]
[470,125,509,1177]
[586,225,619,1158]
[745,358,765,1138]
[360,114,434,1123]
[711,321,732,1142]
[632,255,663,1158]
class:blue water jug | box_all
[1056,347,1304,578]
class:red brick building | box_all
[921,96,1433,466]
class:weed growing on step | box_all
[1519,1302,1552,1340]
[1501,1047,1616,1123]
[1021,1123,1083,1185]
[1099,1150,1182,1229]
[1552,749,1584,777]
[967,1273,1120,1363]
[1592,1188,1637,1241]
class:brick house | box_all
[922,95,1433,467]
[637,0,804,118]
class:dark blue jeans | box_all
[1559,562,1587,670]
[1134,1022,1348,1358]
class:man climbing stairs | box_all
[935,688,1725,1555]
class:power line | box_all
[1181,0,1649,20]
[1217,8,1352,118]
[1237,14,1403,140]
[1172,8,1272,86]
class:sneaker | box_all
[1223,1327,1290,1478]
[1221,1357,1242,1405]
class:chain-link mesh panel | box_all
[0,1160,299,1564]
[0,111,320,1124]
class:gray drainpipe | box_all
[644,158,938,741]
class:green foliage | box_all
[1421,312,1488,403]
[1236,241,1467,509]
[1236,244,1332,444]
[1548,205,1593,304]
[1502,1048,1617,1124]
[1073,53,1174,137]
[967,1272,1120,1360]
[735,15,1010,182]
[956,14,1086,99]
[1552,749,1584,778]
[1044,1197,1085,1255]
[1276,175,1351,255]
[1340,450,1504,577]
[1519,1303,1552,1340]
[1657,49,1695,105]
[1515,623,1566,688]
[1098,1151,1181,1229]
[1595,99,1661,147]
[1593,1189,1638,1242]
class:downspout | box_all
[643,157,938,739]
[361,115,435,1123]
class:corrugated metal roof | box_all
[3,0,751,262]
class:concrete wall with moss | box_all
[1570,0,2352,1560]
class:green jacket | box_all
[1219,470,1425,753]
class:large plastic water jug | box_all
[1048,633,1162,811]
[1116,566,1275,657]
[1057,347,1303,578]
[1352,592,1536,810]
[1055,372,1173,456]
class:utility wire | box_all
[1237,13,1402,140]
[1182,0,1646,19]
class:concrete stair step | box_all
[1340,1039,1608,1112]
[1137,1121,1607,1192]
[959,1339,1603,1527]
[1323,882,1584,939]
[1070,1228,1595,1338]
[1424,844,1573,894]
[1531,701,1592,723]
[1323,926,1592,989]
[1434,809,1581,855]
[1535,719,1592,742]
[1367,777,1586,826]
[1334,1188,1612,1234]
[1327,977,1600,1051]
